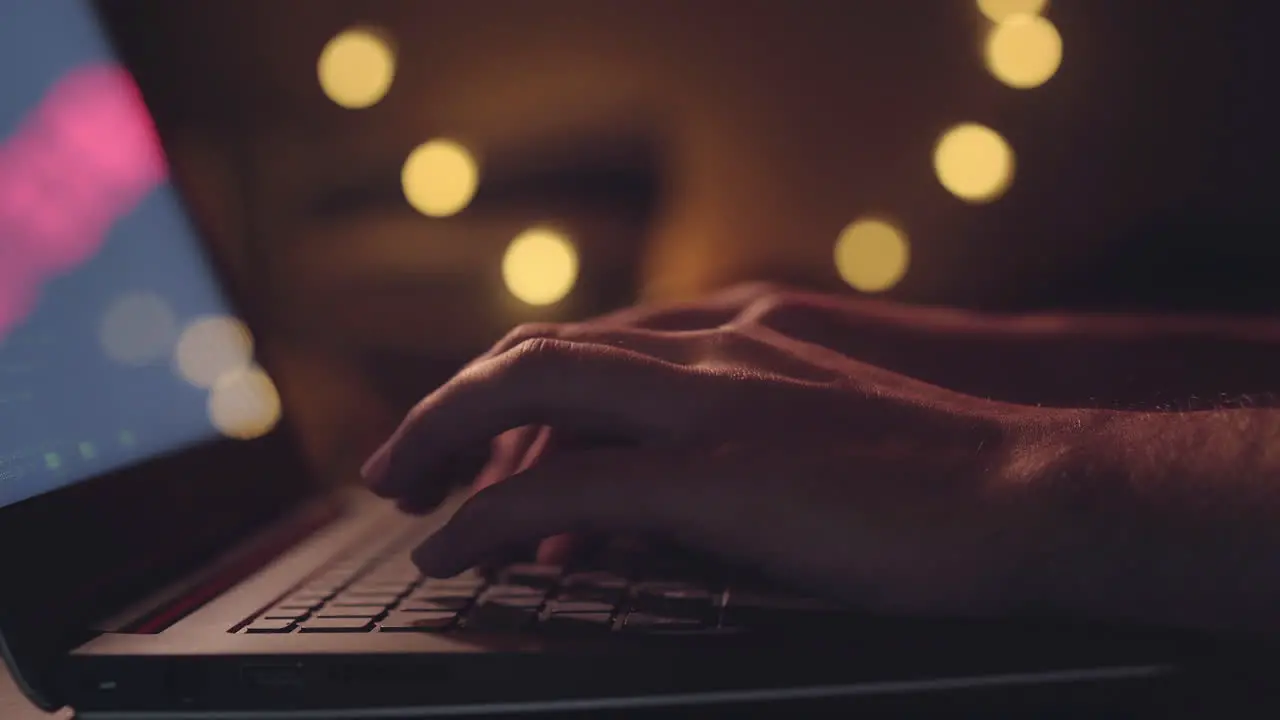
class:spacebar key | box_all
[299,617,375,633]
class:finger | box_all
[472,426,541,493]
[535,534,578,565]
[366,339,704,495]
[594,281,787,330]
[472,321,708,369]
[471,283,785,369]
[389,443,491,515]
[411,448,694,577]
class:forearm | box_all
[1013,408,1280,631]
[807,297,1280,408]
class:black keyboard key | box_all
[399,598,470,612]
[621,613,704,633]
[299,617,375,633]
[465,604,537,632]
[411,586,478,600]
[548,600,615,614]
[543,612,615,633]
[561,571,629,589]
[380,611,456,632]
[480,593,545,610]
[484,584,546,598]
[245,619,296,633]
[331,593,400,607]
[631,584,714,618]
[498,563,562,589]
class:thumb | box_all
[411,448,693,577]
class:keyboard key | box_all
[275,596,324,610]
[299,617,375,633]
[411,586,478,600]
[499,563,562,589]
[621,613,704,633]
[465,605,537,632]
[286,589,333,601]
[315,607,386,619]
[399,598,470,612]
[262,608,311,621]
[543,612,614,633]
[484,584,546,598]
[344,581,414,596]
[480,594,545,610]
[561,571,628,589]
[244,619,296,633]
[548,600,615,614]
[380,611,456,632]
[331,593,400,607]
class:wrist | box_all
[987,407,1132,617]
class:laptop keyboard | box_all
[234,529,846,636]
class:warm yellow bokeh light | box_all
[933,123,1015,203]
[502,228,579,306]
[174,315,254,389]
[317,27,396,109]
[401,139,480,218]
[985,15,1063,89]
[834,219,910,293]
[208,365,282,440]
[100,291,177,366]
[977,0,1049,22]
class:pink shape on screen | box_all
[0,62,168,343]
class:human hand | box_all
[362,304,1093,616]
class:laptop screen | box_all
[0,0,280,510]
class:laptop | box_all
[0,1,1222,717]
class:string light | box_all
[317,27,396,109]
[208,365,282,440]
[985,14,1063,89]
[933,123,1016,203]
[976,0,1049,23]
[401,139,479,218]
[174,315,254,389]
[834,219,910,293]
[503,228,579,306]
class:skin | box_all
[364,285,1280,632]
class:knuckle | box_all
[737,293,796,325]
[496,322,563,351]
[503,336,574,374]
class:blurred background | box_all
[85,0,1280,480]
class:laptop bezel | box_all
[0,1,324,710]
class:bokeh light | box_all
[933,123,1015,203]
[99,291,177,365]
[985,14,1063,89]
[401,139,480,218]
[208,365,282,440]
[834,219,910,293]
[977,0,1049,23]
[174,315,254,389]
[317,27,396,109]
[502,228,579,306]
